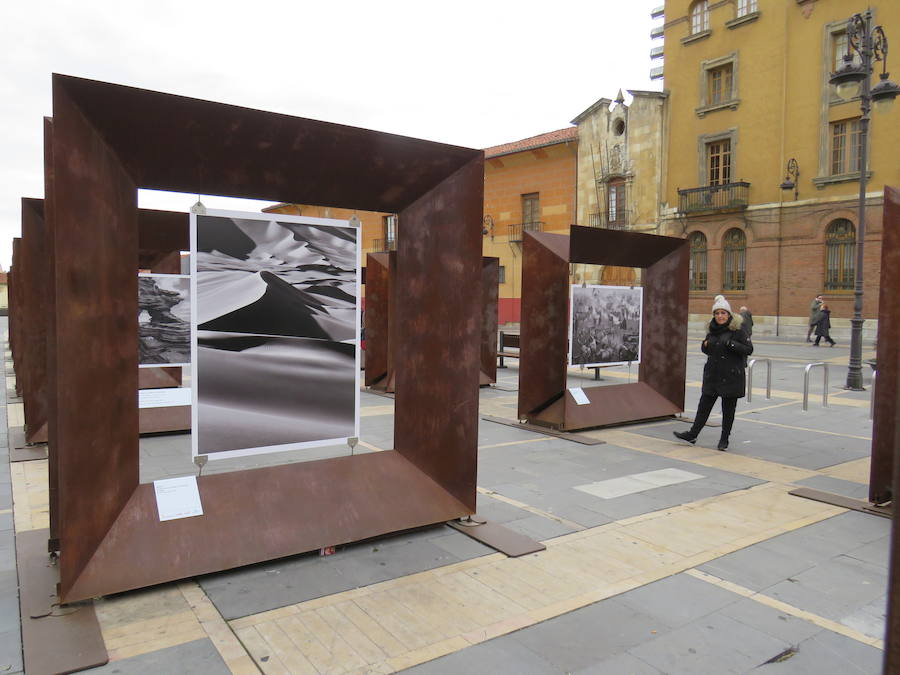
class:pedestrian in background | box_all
[739,306,753,337]
[673,295,753,451]
[807,294,823,342]
[813,303,836,347]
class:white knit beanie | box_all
[712,294,732,315]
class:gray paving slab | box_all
[755,630,883,674]
[403,633,560,674]
[616,573,740,629]
[573,652,663,674]
[626,612,791,674]
[716,597,824,646]
[84,638,229,674]
[0,627,22,675]
[198,525,491,620]
[845,536,891,568]
[499,513,575,541]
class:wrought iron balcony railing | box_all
[677,181,750,214]
[372,238,397,252]
[508,221,544,243]
[587,212,629,230]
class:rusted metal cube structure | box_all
[518,226,689,430]
[46,75,484,602]
[364,253,498,391]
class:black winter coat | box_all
[700,320,753,398]
[815,309,832,337]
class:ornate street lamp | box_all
[829,11,899,391]
[779,158,800,200]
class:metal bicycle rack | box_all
[870,370,877,420]
[747,358,772,402]
[802,362,829,411]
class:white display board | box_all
[569,284,643,367]
[190,209,361,461]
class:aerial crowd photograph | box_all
[1,0,900,673]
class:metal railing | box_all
[677,181,750,214]
[746,358,771,402]
[587,212,629,230]
[508,221,544,242]
[372,238,396,252]
[802,362,829,411]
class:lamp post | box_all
[829,11,899,391]
[779,158,800,201]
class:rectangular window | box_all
[522,193,540,230]
[383,214,397,244]
[607,182,626,226]
[707,140,732,186]
[736,0,757,17]
[498,266,506,284]
[830,118,861,175]
[707,64,733,105]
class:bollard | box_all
[802,362,828,411]
[747,358,772,402]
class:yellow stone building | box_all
[657,0,899,336]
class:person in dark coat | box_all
[673,294,753,451]
[807,295,823,342]
[813,303,836,346]
[739,306,753,337]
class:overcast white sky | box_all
[0,0,662,270]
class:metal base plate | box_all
[789,487,892,519]
[481,415,605,446]
[17,529,108,675]
[448,517,545,557]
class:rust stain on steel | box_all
[363,252,392,389]
[49,74,483,601]
[518,231,570,421]
[394,156,484,511]
[481,257,500,385]
[872,185,900,505]
[44,117,61,551]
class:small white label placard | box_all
[153,476,203,521]
[139,388,192,409]
[569,387,591,405]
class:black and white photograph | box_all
[138,274,191,367]
[191,211,360,460]
[569,284,643,367]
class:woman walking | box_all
[673,295,753,451]
[813,303,836,347]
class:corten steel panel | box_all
[44,117,60,550]
[523,227,689,431]
[138,406,191,434]
[64,451,469,601]
[363,253,391,388]
[50,75,483,601]
[9,240,21,389]
[886,186,900,673]
[52,81,141,597]
[394,157,484,511]
[481,257,500,385]
[55,75,477,213]
[20,200,50,443]
[872,185,900,505]
[138,368,182,389]
[518,231,570,420]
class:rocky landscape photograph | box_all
[138,274,191,366]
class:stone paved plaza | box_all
[1,320,888,674]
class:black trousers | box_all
[689,393,738,441]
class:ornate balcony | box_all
[677,181,750,214]
[508,221,544,243]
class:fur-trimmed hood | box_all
[709,313,743,332]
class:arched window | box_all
[690,0,709,34]
[722,228,746,291]
[689,232,708,291]
[825,219,856,290]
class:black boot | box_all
[673,430,697,444]
[717,438,728,451]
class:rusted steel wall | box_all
[20,200,50,442]
[481,257,500,385]
[363,252,390,388]
[518,231,570,421]
[394,157,484,511]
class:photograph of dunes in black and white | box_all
[139,274,191,366]
[194,214,359,457]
